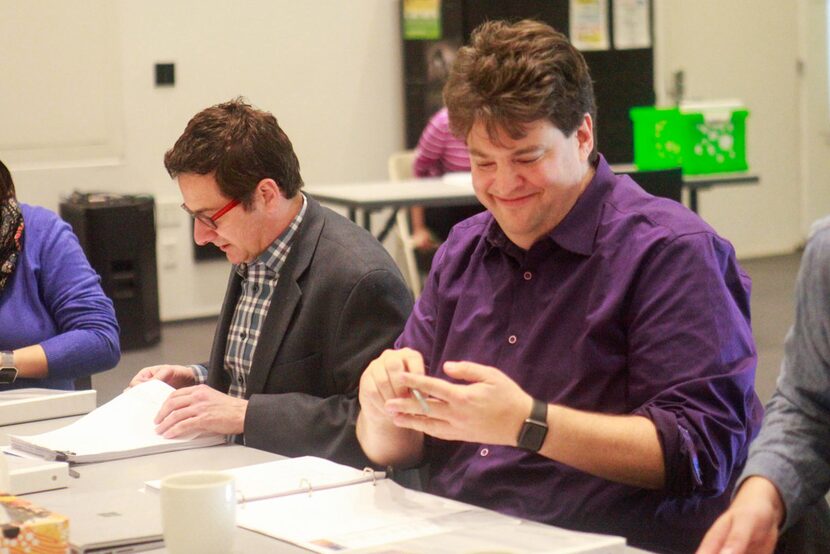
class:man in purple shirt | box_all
[357,19,762,554]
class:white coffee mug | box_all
[160,470,236,554]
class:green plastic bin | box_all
[680,108,748,174]
[630,107,684,171]
[630,104,749,175]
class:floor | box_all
[93,252,803,407]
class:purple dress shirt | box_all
[396,156,763,553]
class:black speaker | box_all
[60,193,161,350]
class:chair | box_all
[626,167,683,204]
[387,150,421,297]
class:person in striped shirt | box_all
[410,107,481,262]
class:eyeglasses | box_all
[180,198,240,230]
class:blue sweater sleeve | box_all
[34,209,121,380]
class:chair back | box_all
[627,168,683,203]
[388,150,416,182]
[387,150,421,297]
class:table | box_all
[683,171,760,212]
[305,170,759,241]
[5,416,653,553]
[307,177,478,242]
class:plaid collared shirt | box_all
[193,195,307,398]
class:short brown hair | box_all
[444,19,596,157]
[164,98,303,206]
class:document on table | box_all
[236,479,482,552]
[146,455,383,502]
[7,380,225,463]
[235,478,625,553]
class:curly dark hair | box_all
[164,98,303,207]
[0,159,15,200]
[444,19,597,160]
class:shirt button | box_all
[252,284,259,292]
[523,271,532,281]
[480,448,489,457]
[508,335,517,345]
[238,375,245,385]
[240,331,247,340]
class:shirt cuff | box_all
[190,364,208,384]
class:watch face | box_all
[0,367,17,384]
[518,421,548,452]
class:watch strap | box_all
[517,398,549,452]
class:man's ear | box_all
[576,114,594,162]
[255,178,282,207]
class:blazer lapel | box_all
[244,196,326,397]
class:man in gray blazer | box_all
[130,99,413,468]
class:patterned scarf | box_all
[0,198,24,292]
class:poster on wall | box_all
[613,0,651,49]
[569,0,609,51]
[403,0,442,40]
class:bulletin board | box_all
[401,0,655,164]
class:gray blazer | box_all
[207,196,413,467]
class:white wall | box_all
[1,0,404,320]
[654,0,804,257]
[1,1,818,320]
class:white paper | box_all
[613,0,651,49]
[9,380,225,462]
[570,0,610,51]
[236,480,485,553]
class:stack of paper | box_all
[7,380,225,463]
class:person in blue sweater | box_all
[0,159,120,389]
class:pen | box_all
[411,388,430,414]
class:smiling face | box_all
[467,116,595,250]
[178,172,278,265]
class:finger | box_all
[386,396,448,418]
[383,355,406,398]
[399,349,426,376]
[391,412,458,441]
[443,360,496,383]
[155,401,200,435]
[399,372,459,403]
[154,388,195,424]
[159,413,199,438]
[696,514,732,554]
[719,517,757,554]
[367,360,398,403]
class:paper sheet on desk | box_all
[7,380,225,463]
[236,480,484,553]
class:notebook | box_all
[40,488,163,554]
[7,380,225,463]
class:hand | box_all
[696,476,785,554]
[154,385,248,438]
[386,360,533,446]
[359,348,427,428]
[411,227,438,251]
[129,364,197,389]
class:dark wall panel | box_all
[401,0,654,164]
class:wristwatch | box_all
[517,398,548,452]
[0,351,18,385]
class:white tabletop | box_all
[4,416,654,553]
